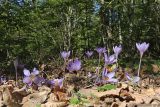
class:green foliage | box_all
[97,84,116,92]
[0,0,160,72]
[69,97,81,105]
[69,92,88,105]
[35,104,41,107]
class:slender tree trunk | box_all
[99,0,110,47]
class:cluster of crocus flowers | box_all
[23,67,64,89]
[67,58,81,72]
[136,42,149,77]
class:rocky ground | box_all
[0,73,160,107]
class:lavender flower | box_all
[34,76,46,86]
[113,45,122,58]
[0,75,7,84]
[61,51,70,60]
[95,47,106,75]
[102,68,118,83]
[136,42,149,77]
[104,53,117,65]
[67,59,81,72]
[23,68,39,86]
[125,73,140,83]
[48,78,64,88]
[88,72,92,78]
[113,45,122,67]
[136,42,149,57]
[86,51,93,58]
[96,47,106,54]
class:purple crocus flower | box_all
[61,51,70,60]
[23,68,39,86]
[86,51,93,58]
[48,78,64,89]
[102,68,118,83]
[104,53,117,65]
[0,75,7,84]
[88,72,92,78]
[96,47,106,54]
[34,76,46,86]
[136,42,149,57]
[136,42,149,77]
[67,59,81,72]
[125,73,140,83]
[113,45,122,58]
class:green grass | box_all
[97,84,116,92]
[69,92,89,105]
[35,104,41,107]
[69,97,81,105]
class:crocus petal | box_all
[53,78,63,88]
[73,59,81,71]
[23,69,30,76]
[61,51,70,60]
[48,80,55,85]
[86,51,93,57]
[88,72,92,78]
[102,68,108,77]
[23,77,32,85]
[109,54,115,62]
[107,78,118,83]
[58,78,64,88]
[33,76,45,86]
[106,72,115,79]
[96,47,106,54]
[132,76,140,83]
[113,45,122,58]
[125,73,132,81]
[109,54,117,64]
[32,68,39,75]
[67,59,81,72]
[0,76,6,83]
[104,53,116,65]
[136,42,149,56]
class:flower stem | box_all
[63,59,66,71]
[16,71,17,86]
[116,56,118,68]
[97,54,101,75]
[137,56,142,77]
